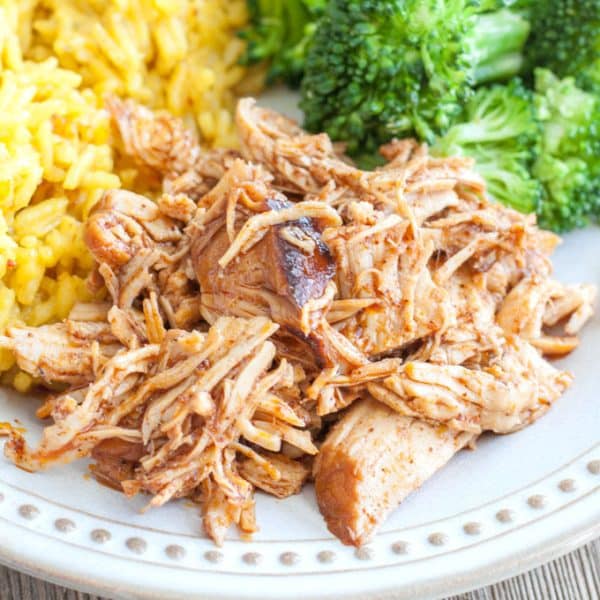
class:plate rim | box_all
[0,442,598,599]
[0,491,598,600]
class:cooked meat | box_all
[4,98,596,548]
[190,159,340,366]
[324,206,449,356]
[0,323,119,386]
[5,315,316,544]
[237,98,487,216]
[68,302,112,322]
[86,189,201,329]
[497,278,596,349]
[108,96,239,200]
[544,283,597,335]
[238,451,310,499]
[90,437,145,490]
[85,189,182,271]
[236,98,344,194]
[368,337,572,434]
[314,396,474,546]
[530,335,579,356]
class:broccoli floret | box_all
[433,72,600,232]
[239,0,326,86]
[533,70,600,232]
[300,0,531,153]
[432,79,542,214]
[523,0,600,91]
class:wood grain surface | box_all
[1,538,598,600]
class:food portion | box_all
[1,99,595,546]
[0,0,597,549]
[246,0,600,232]
[0,49,120,390]
[314,398,475,546]
[6,313,316,545]
[12,0,255,147]
[0,0,258,389]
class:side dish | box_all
[243,0,600,232]
[0,0,256,389]
[1,99,595,545]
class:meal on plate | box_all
[0,0,598,547]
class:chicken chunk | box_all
[238,451,310,499]
[107,96,239,200]
[314,397,474,546]
[190,160,340,366]
[368,336,572,435]
[324,208,449,356]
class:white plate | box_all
[0,92,599,599]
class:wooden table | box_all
[1,538,598,599]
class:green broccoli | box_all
[522,0,600,92]
[238,0,326,86]
[432,79,542,214]
[433,72,600,232]
[533,70,600,232]
[300,0,531,153]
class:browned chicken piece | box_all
[378,138,428,168]
[85,189,201,328]
[236,98,348,194]
[543,283,597,335]
[0,322,119,386]
[497,276,559,339]
[68,302,112,322]
[90,436,145,490]
[314,396,475,546]
[108,96,239,200]
[378,138,485,199]
[107,96,200,177]
[420,271,504,367]
[85,189,182,271]
[189,159,342,366]
[426,205,559,289]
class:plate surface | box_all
[0,92,599,599]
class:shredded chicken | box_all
[108,96,239,200]
[0,322,119,386]
[85,189,201,329]
[5,315,312,545]
[3,97,595,547]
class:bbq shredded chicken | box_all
[1,98,595,547]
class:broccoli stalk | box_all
[239,0,326,87]
[300,0,531,153]
[432,79,542,214]
[470,10,531,84]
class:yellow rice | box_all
[22,0,256,148]
[0,0,255,390]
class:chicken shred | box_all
[3,97,595,547]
